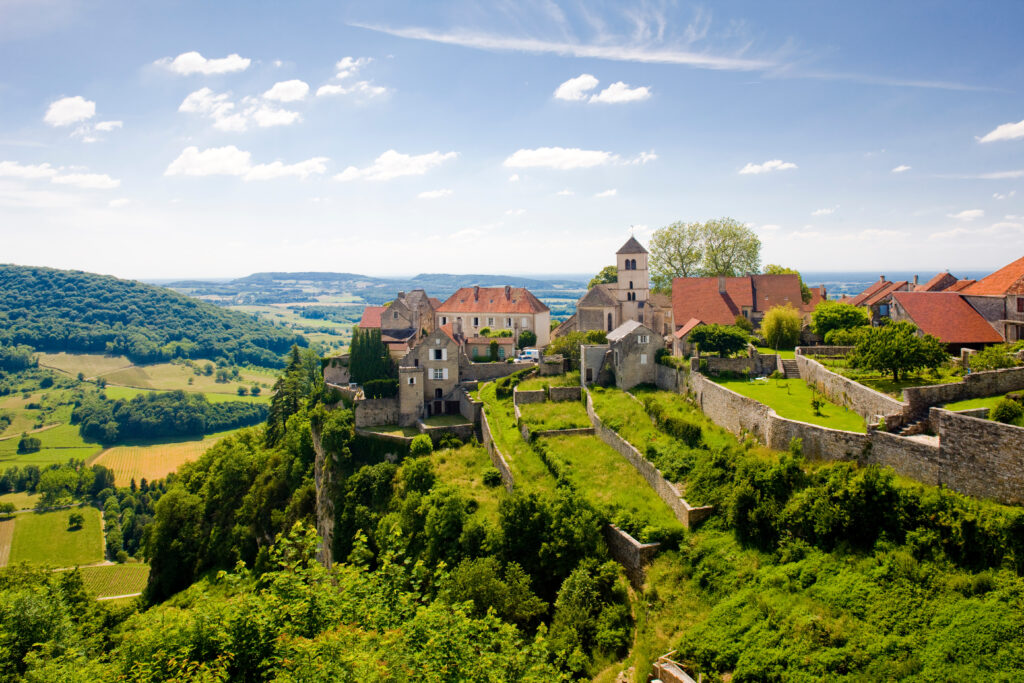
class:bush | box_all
[67,511,84,530]
[990,398,1023,425]
[760,303,802,350]
[482,468,502,487]
[409,434,433,457]
[824,326,867,346]
[363,378,399,399]
[970,344,1020,372]
[17,435,41,454]
[734,315,754,334]
[659,415,702,448]
[811,300,871,337]
[518,330,537,349]
[438,433,463,450]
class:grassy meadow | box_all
[0,518,13,567]
[478,383,558,495]
[518,399,591,431]
[433,442,505,524]
[714,376,867,432]
[9,506,103,566]
[516,371,581,392]
[0,423,103,468]
[0,491,41,511]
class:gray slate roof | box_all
[607,319,646,341]
[577,284,618,308]
[616,236,648,255]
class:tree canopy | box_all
[649,218,761,290]
[760,304,802,350]
[811,300,871,338]
[587,265,618,289]
[689,324,749,356]
[850,321,948,381]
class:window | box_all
[408,377,416,385]
[499,347,506,358]
[431,348,446,361]
[521,317,529,327]
[639,335,650,344]
[393,311,398,319]
[607,313,613,331]
[432,368,447,380]
[507,317,512,327]
[488,317,494,326]
[473,317,479,327]
[629,281,633,289]
[640,354,648,365]
[435,388,443,398]
[414,358,419,367]
[441,316,448,325]
[1018,298,1024,313]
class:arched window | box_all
[630,258,637,270]
[629,281,633,289]
[607,313,613,331]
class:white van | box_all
[519,348,540,362]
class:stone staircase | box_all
[781,359,800,379]
[898,416,930,437]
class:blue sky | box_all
[1,0,1022,279]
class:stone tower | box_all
[615,236,649,305]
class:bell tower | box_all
[615,236,649,304]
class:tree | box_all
[348,327,395,385]
[811,300,871,338]
[68,511,84,530]
[649,217,761,290]
[588,265,618,289]
[16,434,40,454]
[547,330,607,365]
[517,330,537,350]
[760,304,802,350]
[763,264,812,303]
[850,321,948,382]
[688,324,749,356]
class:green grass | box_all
[714,377,867,433]
[78,563,150,598]
[756,347,796,359]
[478,383,557,495]
[944,394,1005,413]
[629,386,749,453]
[0,423,103,468]
[101,385,270,404]
[518,400,591,431]
[362,425,419,437]
[10,506,103,566]
[0,491,41,510]
[813,357,963,398]
[433,442,505,524]
[516,371,580,392]
[540,434,683,532]
[421,414,471,427]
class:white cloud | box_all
[788,230,821,239]
[811,207,836,216]
[739,159,797,175]
[504,147,613,170]
[948,209,984,220]
[594,189,617,198]
[94,120,122,132]
[263,79,309,102]
[44,96,95,126]
[554,74,598,101]
[757,224,781,231]
[589,81,651,103]
[505,208,526,216]
[449,227,485,240]
[108,198,130,208]
[179,88,301,131]
[930,220,1024,240]
[994,190,1017,200]
[156,51,251,75]
[316,81,387,98]
[335,149,457,181]
[250,105,301,127]
[0,161,58,179]
[51,173,119,189]
[555,188,574,196]
[891,164,911,173]
[626,151,658,165]
[508,174,520,182]
[418,188,452,199]
[978,118,1024,143]
[335,56,371,79]
[165,145,328,181]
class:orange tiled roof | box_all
[671,274,802,328]
[915,272,958,292]
[359,306,385,328]
[962,256,1024,296]
[948,279,976,292]
[436,286,549,314]
[863,280,908,307]
[675,317,703,338]
[802,286,827,312]
[892,292,1003,344]
[847,278,893,307]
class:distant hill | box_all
[0,265,304,366]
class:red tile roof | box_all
[359,305,385,328]
[948,279,976,292]
[436,286,549,314]
[429,297,443,309]
[439,323,458,343]
[802,286,827,313]
[675,317,703,338]
[847,278,892,307]
[915,272,958,292]
[863,281,908,307]
[671,274,802,328]
[962,255,1024,296]
[892,292,1003,344]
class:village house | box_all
[579,320,661,389]
[889,291,1003,352]
[671,273,805,354]
[959,255,1024,342]
[358,288,441,358]
[396,326,462,424]
[435,285,551,347]
[844,272,975,324]
[555,236,674,338]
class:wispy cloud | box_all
[418,188,452,199]
[994,190,1017,200]
[948,209,983,220]
[0,159,119,189]
[891,164,911,173]
[594,189,617,198]
[811,207,836,216]
[504,147,613,170]
[930,221,1024,240]
[978,118,1024,143]
[335,150,456,181]
[316,56,388,99]
[165,146,328,181]
[739,159,797,175]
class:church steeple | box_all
[615,237,648,304]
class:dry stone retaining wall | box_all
[513,388,546,405]
[904,366,1024,419]
[655,364,687,392]
[602,524,661,587]
[795,354,906,427]
[354,398,400,427]
[931,407,1024,505]
[462,362,523,382]
[549,386,582,402]
[479,408,514,492]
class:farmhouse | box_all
[890,291,1003,351]
[435,285,551,347]
[397,326,462,424]
[960,255,1024,342]
[555,237,674,338]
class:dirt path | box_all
[0,423,62,442]
[0,518,15,567]
[98,592,141,601]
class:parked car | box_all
[519,348,540,362]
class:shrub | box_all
[409,434,433,457]
[760,303,802,350]
[824,326,868,346]
[518,330,537,349]
[68,511,84,530]
[482,468,502,487]
[659,415,702,448]
[811,300,871,337]
[990,398,1023,425]
[970,344,1020,372]
[438,433,463,450]
[17,435,41,454]
[363,378,399,399]
[734,315,754,333]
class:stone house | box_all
[890,291,1003,352]
[464,335,515,361]
[555,237,674,338]
[358,289,441,358]
[435,285,551,347]
[960,255,1024,342]
[397,326,462,424]
[607,321,661,390]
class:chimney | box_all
[398,291,405,299]
[913,275,918,286]
[504,285,511,299]
[880,275,886,282]
[718,276,726,293]
[473,285,480,300]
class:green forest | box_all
[0,266,304,367]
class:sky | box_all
[1,0,1023,280]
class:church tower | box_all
[615,236,649,305]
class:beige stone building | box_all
[555,237,674,338]
[580,320,660,389]
[397,326,462,423]
[358,289,441,358]
[435,285,551,347]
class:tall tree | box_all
[587,265,618,289]
[649,217,761,290]
[266,345,306,446]
[851,321,947,382]
[649,221,703,291]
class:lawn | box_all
[78,563,150,598]
[433,442,505,523]
[0,423,103,468]
[0,491,41,511]
[90,428,240,486]
[478,383,557,495]
[421,414,471,427]
[810,356,964,398]
[715,377,866,432]
[756,347,796,359]
[9,506,104,566]
[539,434,683,533]
[362,425,419,437]
[101,362,275,396]
[629,386,749,453]
[518,400,591,431]
[944,394,1007,413]
[516,371,581,392]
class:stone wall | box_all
[581,344,611,385]
[904,366,1024,419]
[703,353,777,377]
[602,524,661,587]
[417,421,476,445]
[326,383,360,403]
[462,362,523,382]
[323,356,351,385]
[688,372,774,440]
[539,355,567,375]
[795,354,906,427]
[354,427,414,446]
[799,345,854,358]
[586,391,713,529]
[932,407,1024,505]
[513,388,546,405]
[549,386,582,402]
[457,387,482,423]
[655,363,687,392]
[866,429,941,486]
[354,398,400,427]
[480,408,514,491]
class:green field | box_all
[0,423,103,468]
[811,356,963,398]
[518,399,591,431]
[714,377,867,433]
[516,371,581,392]
[756,347,795,359]
[90,428,241,486]
[478,383,557,495]
[433,442,505,523]
[944,394,1007,413]
[78,563,150,598]
[0,491,41,510]
[9,506,104,566]
[101,384,270,404]
[421,414,471,427]
[540,434,683,533]
[38,352,134,378]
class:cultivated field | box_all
[38,352,134,378]
[79,563,150,598]
[9,507,103,566]
[0,518,13,567]
[101,384,269,404]
[91,428,239,486]
[0,423,103,468]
